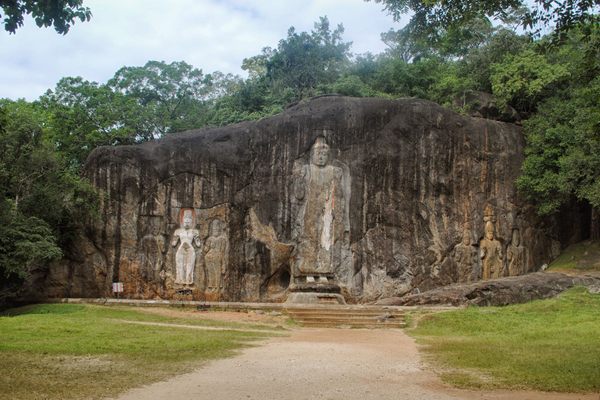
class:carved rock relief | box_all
[452,228,479,283]
[291,136,351,280]
[171,209,201,285]
[204,218,229,291]
[507,228,528,276]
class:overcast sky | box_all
[0,0,408,101]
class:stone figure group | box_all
[453,217,528,282]
[137,207,229,291]
[137,134,532,296]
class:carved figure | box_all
[453,229,478,283]
[292,137,350,276]
[140,223,166,282]
[171,209,201,285]
[204,219,229,291]
[480,221,503,280]
[507,229,527,276]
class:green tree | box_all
[490,48,570,113]
[1,0,91,34]
[265,16,352,101]
[517,26,600,218]
[368,0,599,39]
[458,28,531,92]
[40,77,140,172]
[108,61,214,137]
[0,99,97,297]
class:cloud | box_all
[0,0,406,100]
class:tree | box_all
[40,77,140,172]
[517,26,600,219]
[368,0,600,40]
[0,99,97,299]
[108,61,214,138]
[458,28,531,92]
[490,48,570,113]
[1,0,91,34]
[265,16,352,101]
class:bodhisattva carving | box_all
[171,209,201,285]
[140,223,166,282]
[480,220,503,280]
[204,219,229,291]
[292,136,350,278]
[507,228,527,276]
[452,229,478,283]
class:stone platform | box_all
[46,298,458,328]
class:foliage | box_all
[108,61,215,138]
[410,287,600,392]
[458,28,530,92]
[368,0,600,40]
[40,77,140,171]
[0,205,61,280]
[0,304,272,399]
[490,48,570,112]
[517,77,600,214]
[0,0,91,34]
[516,26,600,214]
[264,16,352,101]
[0,99,97,289]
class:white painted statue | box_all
[171,209,201,285]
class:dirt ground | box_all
[109,322,598,400]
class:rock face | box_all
[41,96,581,303]
[376,272,600,306]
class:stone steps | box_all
[284,307,407,329]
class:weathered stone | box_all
[38,96,586,303]
[480,220,504,280]
[507,228,528,276]
[376,272,600,306]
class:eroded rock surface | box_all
[40,96,586,303]
[376,272,600,306]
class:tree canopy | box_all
[368,0,600,40]
[0,0,91,34]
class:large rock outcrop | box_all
[376,272,600,306]
[41,96,584,303]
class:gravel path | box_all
[111,328,597,400]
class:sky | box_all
[0,0,408,101]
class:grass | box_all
[409,287,600,392]
[0,304,277,400]
[548,240,600,272]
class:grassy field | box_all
[0,304,279,400]
[548,240,600,272]
[410,287,600,392]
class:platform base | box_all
[285,292,346,305]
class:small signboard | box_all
[112,282,123,298]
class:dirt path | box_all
[110,328,596,400]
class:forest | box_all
[1,0,599,298]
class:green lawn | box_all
[0,304,276,400]
[410,287,600,392]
